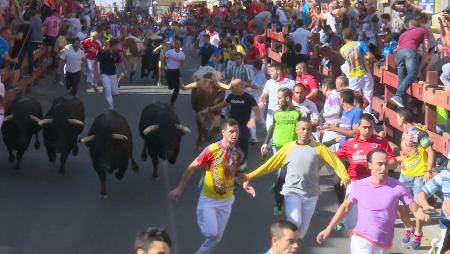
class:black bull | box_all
[139,103,191,179]
[2,96,43,169]
[39,96,85,174]
[80,110,139,198]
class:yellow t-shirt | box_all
[400,126,433,177]
[196,142,243,199]
[236,44,246,56]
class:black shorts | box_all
[166,68,180,90]
[44,35,57,46]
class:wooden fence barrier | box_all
[3,46,52,108]
[265,25,450,156]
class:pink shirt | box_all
[397,27,428,52]
[43,16,60,37]
[348,177,413,249]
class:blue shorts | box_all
[399,173,424,202]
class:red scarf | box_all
[275,73,288,83]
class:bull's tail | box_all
[131,156,139,173]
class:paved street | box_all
[0,56,437,254]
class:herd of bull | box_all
[1,67,230,198]
[1,96,194,198]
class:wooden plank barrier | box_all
[3,46,52,109]
[265,25,450,156]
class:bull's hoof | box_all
[115,172,125,180]
[8,155,15,163]
[49,156,56,163]
[152,175,160,181]
[100,193,108,199]
[72,146,79,156]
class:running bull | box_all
[182,66,230,148]
[2,96,43,169]
[39,96,85,174]
[139,102,191,179]
[79,110,139,198]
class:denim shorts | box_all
[399,173,424,201]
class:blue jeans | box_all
[395,48,419,99]
[399,173,424,200]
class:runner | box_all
[317,149,430,254]
[96,38,123,109]
[261,87,301,216]
[244,118,350,238]
[82,31,101,92]
[168,119,255,254]
[165,37,185,106]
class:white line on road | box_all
[162,161,180,254]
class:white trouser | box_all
[195,195,234,254]
[284,193,319,238]
[266,111,274,131]
[348,72,374,112]
[0,109,3,129]
[350,235,389,254]
[343,181,358,229]
[100,74,119,109]
[86,59,97,85]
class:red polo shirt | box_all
[336,134,395,181]
[296,74,318,103]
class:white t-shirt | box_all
[263,78,295,111]
[291,27,311,54]
[324,12,337,32]
[197,31,220,48]
[165,49,185,69]
[61,47,84,73]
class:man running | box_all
[243,118,350,239]
[317,149,430,254]
[96,38,123,109]
[82,31,101,92]
[261,87,301,215]
[335,113,397,230]
[168,119,255,254]
[207,79,259,168]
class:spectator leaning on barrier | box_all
[263,220,300,254]
[390,18,429,108]
[395,107,435,249]
[134,227,172,254]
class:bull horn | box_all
[112,134,128,141]
[80,135,95,144]
[29,115,42,123]
[176,124,191,134]
[182,82,198,90]
[3,114,13,121]
[218,82,231,90]
[143,125,159,135]
[67,119,84,126]
[38,118,53,126]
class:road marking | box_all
[86,85,191,95]
[161,161,180,254]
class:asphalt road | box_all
[0,56,432,254]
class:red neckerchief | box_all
[207,31,216,37]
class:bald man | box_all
[208,79,260,169]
